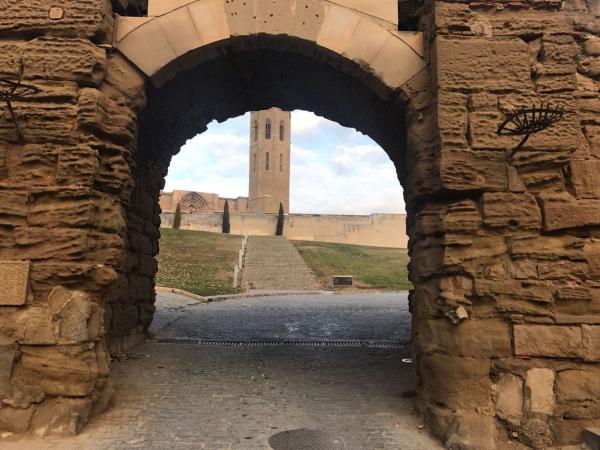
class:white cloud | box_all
[291,110,330,136]
[165,111,406,214]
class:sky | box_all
[164,110,406,215]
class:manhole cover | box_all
[269,429,347,450]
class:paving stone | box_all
[2,292,440,449]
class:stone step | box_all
[241,236,320,291]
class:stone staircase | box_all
[241,236,320,291]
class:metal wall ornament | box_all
[0,65,40,143]
[497,103,565,163]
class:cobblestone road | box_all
[7,292,442,450]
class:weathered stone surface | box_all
[539,192,600,231]
[48,287,103,344]
[476,279,553,304]
[0,345,15,399]
[525,368,555,415]
[16,344,99,397]
[481,193,541,229]
[0,0,112,39]
[570,160,600,199]
[494,373,523,425]
[23,37,107,86]
[514,325,584,358]
[440,149,508,193]
[510,236,585,261]
[445,413,496,450]
[417,319,512,357]
[0,405,36,434]
[419,354,492,410]
[436,36,531,92]
[56,146,100,187]
[77,88,137,144]
[538,260,588,281]
[0,260,30,306]
[30,397,91,437]
[16,306,56,345]
[556,367,600,419]
[582,325,600,361]
[521,418,555,449]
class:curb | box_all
[206,290,330,302]
[155,286,209,302]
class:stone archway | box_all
[0,1,598,448]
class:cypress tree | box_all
[276,202,285,236]
[173,203,182,230]
[222,200,231,234]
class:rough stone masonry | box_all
[0,0,598,449]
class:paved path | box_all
[6,292,442,450]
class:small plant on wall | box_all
[222,200,231,234]
[173,203,182,230]
[276,202,285,236]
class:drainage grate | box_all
[157,337,407,349]
[269,429,346,450]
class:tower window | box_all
[279,121,285,141]
[253,153,257,172]
[280,153,283,172]
[265,119,272,140]
[253,120,258,141]
[266,152,270,171]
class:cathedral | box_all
[159,108,291,215]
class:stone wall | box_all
[406,0,600,448]
[0,0,597,446]
[161,212,409,249]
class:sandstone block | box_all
[0,345,15,399]
[436,36,531,92]
[30,397,91,437]
[445,413,496,450]
[481,193,541,230]
[514,325,583,358]
[255,0,294,35]
[291,0,324,42]
[48,287,103,344]
[57,146,99,187]
[440,149,508,193]
[510,235,585,261]
[17,344,99,397]
[23,37,106,86]
[11,228,88,262]
[413,199,481,238]
[0,0,112,39]
[540,192,600,231]
[521,418,555,449]
[417,319,512,357]
[77,88,137,144]
[0,405,36,434]
[3,144,60,187]
[16,306,56,345]
[0,190,28,227]
[419,354,492,410]
[494,373,523,425]
[476,279,553,304]
[583,239,600,277]
[317,4,360,55]
[582,325,600,361]
[570,160,600,199]
[0,261,30,306]
[556,367,600,419]
[525,368,555,415]
[537,260,588,281]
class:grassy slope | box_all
[293,240,411,291]
[156,229,242,297]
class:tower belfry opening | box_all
[248,108,291,214]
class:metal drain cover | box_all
[268,429,346,450]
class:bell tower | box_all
[248,108,291,213]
